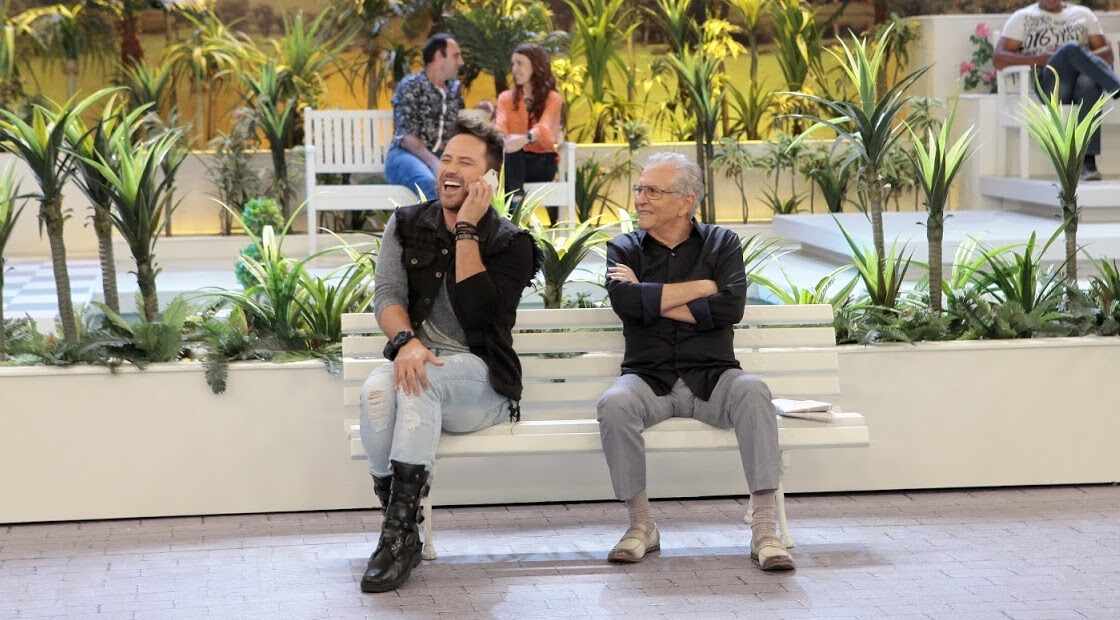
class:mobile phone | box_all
[482,169,500,194]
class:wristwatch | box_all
[383,330,416,361]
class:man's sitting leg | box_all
[597,375,672,563]
[361,354,510,592]
[385,146,438,199]
[693,370,795,571]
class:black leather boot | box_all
[360,461,428,593]
[365,474,393,572]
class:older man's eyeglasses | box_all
[632,185,680,201]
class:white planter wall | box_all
[2,337,1119,524]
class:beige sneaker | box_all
[607,524,660,563]
[751,534,795,571]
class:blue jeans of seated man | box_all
[1038,43,1120,156]
[385,145,438,200]
[359,352,509,477]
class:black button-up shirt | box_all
[605,221,747,401]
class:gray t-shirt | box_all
[1002,3,1103,57]
[373,213,471,354]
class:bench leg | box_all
[776,482,795,549]
[421,496,437,561]
[307,207,317,255]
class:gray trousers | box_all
[596,370,781,501]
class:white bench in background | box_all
[341,304,870,560]
[994,32,1120,178]
[304,108,578,254]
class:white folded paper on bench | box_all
[772,398,835,422]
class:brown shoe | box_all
[608,524,660,563]
[751,534,795,571]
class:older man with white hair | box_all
[597,152,793,571]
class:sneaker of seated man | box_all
[596,152,794,572]
[995,0,1120,181]
[385,33,466,199]
[357,113,540,593]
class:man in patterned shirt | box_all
[385,33,465,198]
[995,1,1120,180]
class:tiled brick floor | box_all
[2,486,1119,619]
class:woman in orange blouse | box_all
[496,43,564,223]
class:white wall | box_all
[2,337,1118,524]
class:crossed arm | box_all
[607,263,714,324]
[604,236,747,330]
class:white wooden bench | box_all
[994,32,1120,178]
[304,108,578,254]
[341,304,869,560]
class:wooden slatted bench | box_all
[341,304,869,560]
[304,108,578,254]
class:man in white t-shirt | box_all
[995,0,1120,180]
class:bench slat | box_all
[341,374,840,408]
[344,413,869,458]
[341,305,835,334]
[340,350,839,378]
[342,327,835,357]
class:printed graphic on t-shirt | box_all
[1019,14,1089,56]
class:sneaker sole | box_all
[607,544,660,563]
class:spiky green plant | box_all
[332,0,403,108]
[565,0,635,142]
[531,215,613,308]
[753,266,858,309]
[646,0,697,56]
[93,295,191,364]
[908,105,975,313]
[66,94,147,313]
[1018,72,1111,283]
[297,242,376,350]
[445,0,557,94]
[574,157,624,224]
[740,233,786,280]
[1088,256,1120,330]
[837,220,914,310]
[78,128,186,321]
[0,88,116,344]
[713,138,755,222]
[969,229,1068,316]
[789,25,929,287]
[726,0,771,83]
[118,59,174,115]
[270,9,352,112]
[13,3,115,98]
[666,48,724,223]
[243,61,297,216]
[164,10,248,145]
[198,305,273,394]
[727,80,773,140]
[0,164,25,361]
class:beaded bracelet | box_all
[455,232,480,242]
[454,221,479,235]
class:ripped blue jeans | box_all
[358,352,509,477]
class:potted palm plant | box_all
[908,106,975,313]
[788,25,928,294]
[0,164,24,361]
[666,48,723,223]
[1018,73,1111,283]
[78,127,186,321]
[67,94,148,313]
[243,62,297,217]
[0,88,115,344]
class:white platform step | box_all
[980,176,1120,222]
[773,212,1120,276]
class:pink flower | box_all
[975,23,992,39]
[960,61,976,76]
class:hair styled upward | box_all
[453,111,505,172]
